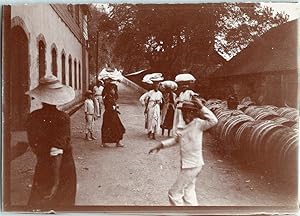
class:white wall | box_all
[11,4,84,111]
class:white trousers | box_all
[168,166,202,206]
[94,96,103,117]
[85,115,94,134]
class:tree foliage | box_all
[215,3,289,59]
[88,3,288,78]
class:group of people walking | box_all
[84,79,125,147]
[140,73,202,140]
[20,69,218,209]
[142,72,218,206]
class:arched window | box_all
[38,40,46,79]
[74,59,77,90]
[51,47,57,76]
[68,55,72,87]
[61,53,66,84]
[79,62,81,89]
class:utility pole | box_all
[96,31,99,73]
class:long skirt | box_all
[28,151,76,209]
[102,110,125,143]
[161,105,175,130]
[146,104,161,134]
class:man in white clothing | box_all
[149,97,218,206]
[93,80,104,118]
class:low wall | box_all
[121,76,146,94]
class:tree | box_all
[89,3,288,78]
[215,3,289,60]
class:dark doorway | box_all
[10,26,29,131]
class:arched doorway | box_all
[10,26,29,131]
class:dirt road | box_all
[10,82,297,207]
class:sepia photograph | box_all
[2,1,299,214]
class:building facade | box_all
[208,19,299,108]
[8,4,90,130]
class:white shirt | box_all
[84,98,94,115]
[93,85,104,96]
[139,90,163,105]
[162,106,218,169]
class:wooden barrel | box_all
[215,109,243,119]
[261,105,278,111]
[283,110,299,121]
[263,127,293,166]
[212,109,245,138]
[207,102,227,112]
[205,99,223,106]
[276,107,299,121]
[270,128,298,176]
[214,114,232,138]
[254,111,279,120]
[234,121,256,148]
[278,130,298,165]
[292,124,298,130]
[249,121,286,159]
[237,104,249,112]
[241,100,255,106]
[220,114,254,146]
[236,121,258,157]
[271,116,297,127]
[244,106,278,120]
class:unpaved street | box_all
[10,83,297,206]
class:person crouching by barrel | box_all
[149,97,218,206]
[227,93,239,110]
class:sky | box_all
[262,2,300,20]
[96,2,300,20]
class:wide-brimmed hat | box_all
[179,101,198,111]
[26,74,75,105]
[175,73,196,83]
[179,97,203,111]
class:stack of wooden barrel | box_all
[205,98,298,177]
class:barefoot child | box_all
[149,97,218,206]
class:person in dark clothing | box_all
[25,75,76,209]
[161,88,176,137]
[101,82,125,147]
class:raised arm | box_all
[199,106,218,131]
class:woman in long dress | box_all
[139,81,163,139]
[101,83,125,147]
[160,88,176,136]
[26,75,76,209]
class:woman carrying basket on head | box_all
[139,73,164,140]
[160,80,177,137]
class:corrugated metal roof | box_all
[210,19,298,78]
